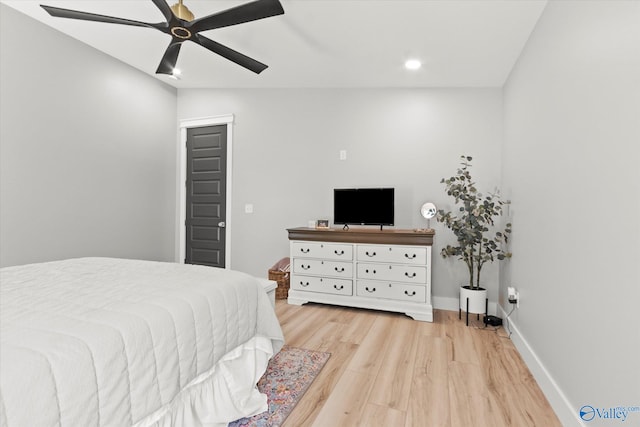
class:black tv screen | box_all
[334,188,394,226]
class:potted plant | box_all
[436,155,512,317]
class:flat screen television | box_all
[334,188,394,229]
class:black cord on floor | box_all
[470,306,516,339]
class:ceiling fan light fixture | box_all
[170,0,195,22]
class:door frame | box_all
[176,114,234,268]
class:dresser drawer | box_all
[292,241,353,261]
[356,280,426,303]
[356,263,427,283]
[293,258,353,278]
[291,275,353,295]
[356,245,427,265]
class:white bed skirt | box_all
[135,336,274,427]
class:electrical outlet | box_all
[508,286,519,306]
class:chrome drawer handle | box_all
[365,269,377,274]
[365,251,376,257]
[301,264,311,270]
[365,287,376,293]
[404,272,416,278]
[334,284,344,290]
[405,253,416,259]
[334,267,345,273]
[334,250,344,255]
[300,281,309,287]
[300,248,310,254]
[404,290,416,296]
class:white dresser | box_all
[287,227,434,322]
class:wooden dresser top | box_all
[287,227,434,246]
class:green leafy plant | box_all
[437,155,512,289]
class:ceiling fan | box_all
[40,0,285,75]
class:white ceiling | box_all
[2,0,548,89]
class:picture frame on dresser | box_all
[286,227,434,322]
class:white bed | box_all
[0,258,284,427]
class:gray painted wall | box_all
[177,88,504,302]
[502,1,640,425]
[0,4,178,266]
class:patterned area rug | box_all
[228,346,331,427]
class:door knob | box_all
[218,221,226,228]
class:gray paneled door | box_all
[185,125,227,267]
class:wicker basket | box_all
[268,269,290,300]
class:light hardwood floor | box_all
[275,300,561,427]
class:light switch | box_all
[245,204,254,214]
[339,150,347,160]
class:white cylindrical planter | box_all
[459,285,487,315]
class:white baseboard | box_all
[498,306,584,427]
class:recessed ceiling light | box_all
[168,68,182,80]
[405,59,422,70]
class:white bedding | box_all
[0,258,284,427]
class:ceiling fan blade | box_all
[156,41,183,75]
[150,0,174,24]
[40,5,152,28]
[193,34,268,74]
[188,0,284,34]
